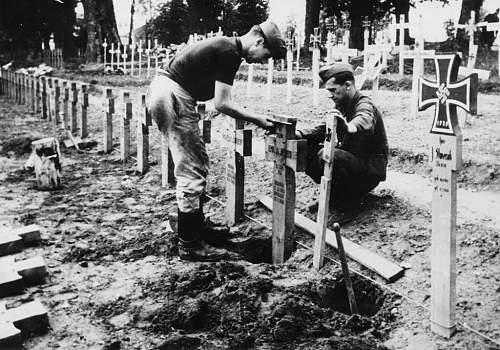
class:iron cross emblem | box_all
[418,54,478,135]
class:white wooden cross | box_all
[334,44,358,64]
[265,114,307,263]
[130,42,136,76]
[456,11,479,70]
[122,44,128,74]
[146,40,152,77]
[116,45,121,72]
[390,14,412,76]
[484,22,500,69]
[310,27,321,106]
[295,31,301,73]
[417,54,478,338]
[325,18,336,64]
[403,16,436,119]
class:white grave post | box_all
[295,31,301,73]
[110,43,115,70]
[266,57,274,101]
[122,44,128,74]
[154,39,159,72]
[146,40,151,77]
[102,39,108,68]
[363,17,371,70]
[116,45,121,72]
[286,30,294,104]
[417,54,478,339]
[137,40,143,77]
[130,42,136,76]
[325,18,335,64]
[310,27,321,106]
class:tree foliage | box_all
[149,0,269,46]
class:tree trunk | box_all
[82,0,121,63]
[129,0,136,45]
[304,0,320,48]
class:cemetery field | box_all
[0,74,499,349]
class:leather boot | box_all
[177,210,227,262]
[200,214,232,246]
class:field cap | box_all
[259,20,286,60]
[319,62,354,89]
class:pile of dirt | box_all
[99,263,399,349]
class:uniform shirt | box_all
[298,91,389,180]
[162,37,243,101]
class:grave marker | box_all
[102,39,108,67]
[61,80,69,129]
[391,15,412,76]
[223,117,252,225]
[53,79,61,127]
[286,30,294,104]
[310,28,321,106]
[103,88,114,153]
[417,53,478,338]
[313,114,337,269]
[0,300,49,348]
[266,58,274,101]
[138,40,143,76]
[0,256,47,297]
[121,91,132,161]
[31,137,62,190]
[456,11,479,69]
[79,84,89,138]
[137,94,152,174]
[265,114,307,263]
[70,82,78,132]
[110,43,115,69]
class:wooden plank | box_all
[103,88,114,153]
[259,195,405,282]
[136,94,150,174]
[70,82,78,132]
[79,84,88,138]
[313,114,336,269]
[121,91,132,161]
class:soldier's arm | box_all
[214,80,274,131]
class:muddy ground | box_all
[0,68,499,350]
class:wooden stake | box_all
[224,117,252,225]
[266,58,273,101]
[61,80,69,130]
[103,88,114,153]
[333,223,359,315]
[137,94,151,174]
[121,91,132,161]
[79,84,88,138]
[313,114,337,269]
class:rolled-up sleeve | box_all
[350,100,376,132]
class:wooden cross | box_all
[130,42,136,76]
[53,79,61,127]
[146,40,152,77]
[417,53,478,338]
[223,117,252,225]
[0,300,48,347]
[403,18,436,119]
[116,45,121,71]
[334,44,358,64]
[295,31,301,73]
[313,114,337,269]
[46,77,53,122]
[265,114,307,263]
[121,91,132,161]
[390,14,412,76]
[310,27,321,106]
[40,76,48,119]
[456,11,479,69]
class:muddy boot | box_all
[177,210,227,262]
[201,215,232,246]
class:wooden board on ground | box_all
[0,256,47,297]
[259,195,405,282]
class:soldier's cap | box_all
[259,20,286,60]
[319,62,354,89]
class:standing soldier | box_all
[147,20,286,261]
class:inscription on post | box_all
[418,53,477,339]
